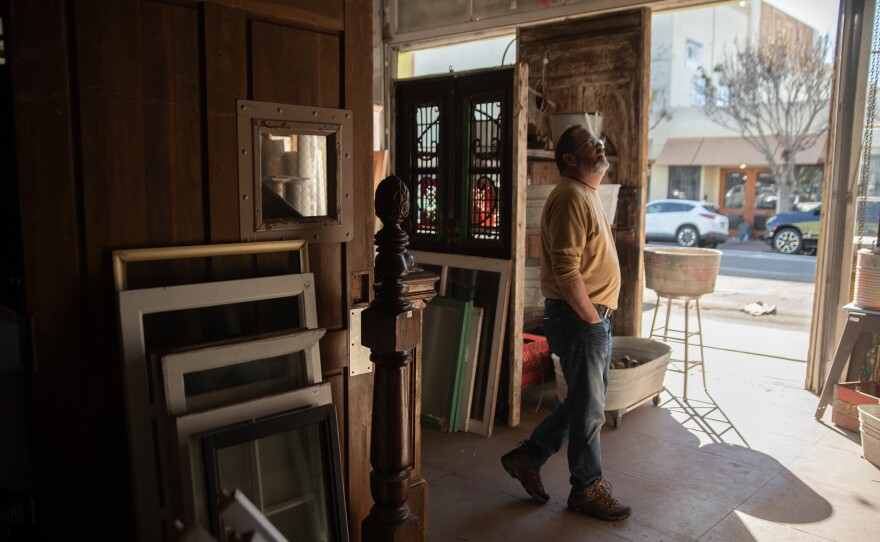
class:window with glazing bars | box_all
[468,101,503,241]
[414,105,440,236]
[668,166,701,200]
[394,69,513,259]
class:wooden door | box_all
[9,0,375,539]
[719,167,776,238]
[518,9,651,338]
[395,68,514,259]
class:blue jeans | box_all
[522,298,612,491]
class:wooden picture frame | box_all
[421,297,473,433]
[112,240,309,292]
[409,250,512,437]
[161,328,326,416]
[117,273,318,541]
[201,403,348,541]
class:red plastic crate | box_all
[522,333,552,386]
[833,381,880,432]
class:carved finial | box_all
[375,175,410,225]
[373,175,413,314]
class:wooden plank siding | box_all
[9,0,375,538]
[8,0,94,537]
[519,9,649,337]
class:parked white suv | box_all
[645,199,729,248]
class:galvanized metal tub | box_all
[644,246,723,298]
[554,337,672,427]
[605,337,672,417]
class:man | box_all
[501,125,631,522]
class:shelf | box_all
[527,149,554,160]
[526,148,619,162]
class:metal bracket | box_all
[349,306,373,377]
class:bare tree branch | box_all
[699,31,832,212]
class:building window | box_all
[668,166,701,200]
[692,76,707,106]
[686,39,703,69]
[794,164,824,207]
[716,85,730,107]
[867,157,880,198]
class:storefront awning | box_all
[654,133,827,166]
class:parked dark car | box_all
[763,205,821,254]
[764,201,879,254]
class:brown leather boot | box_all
[501,446,549,503]
[567,479,631,521]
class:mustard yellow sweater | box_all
[540,176,621,309]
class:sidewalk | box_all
[641,271,815,362]
[648,238,775,253]
[640,305,811,362]
[719,237,775,253]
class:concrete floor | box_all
[421,302,880,541]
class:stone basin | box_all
[644,246,722,298]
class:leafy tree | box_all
[699,32,832,213]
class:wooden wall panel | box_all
[343,0,376,538]
[75,0,148,366]
[205,0,345,29]
[10,1,91,536]
[519,9,649,337]
[204,3,248,243]
[12,0,371,538]
[250,20,340,107]
[142,3,205,246]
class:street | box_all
[647,240,817,283]
[642,240,816,360]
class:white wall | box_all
[659,4,751,109]
[649,165,669,201]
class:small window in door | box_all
[724,173,746,208]
[755,173,778,209]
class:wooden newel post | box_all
[361,175,421,542]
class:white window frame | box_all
[118,273,318,540]
[161,328,326,416]
[174,382,332,529]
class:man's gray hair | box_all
[554,124,584,173]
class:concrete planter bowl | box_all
[644,246,723,298]
[555,337,673,428]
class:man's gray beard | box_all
[590,157,608,173]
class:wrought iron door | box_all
[395,69,513,259]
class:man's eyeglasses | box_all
[566,136,605,154]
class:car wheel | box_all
[676,225,699,247]
[773,227,802,254]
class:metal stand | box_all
[814,303,880,420]
[648,293,707,400]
